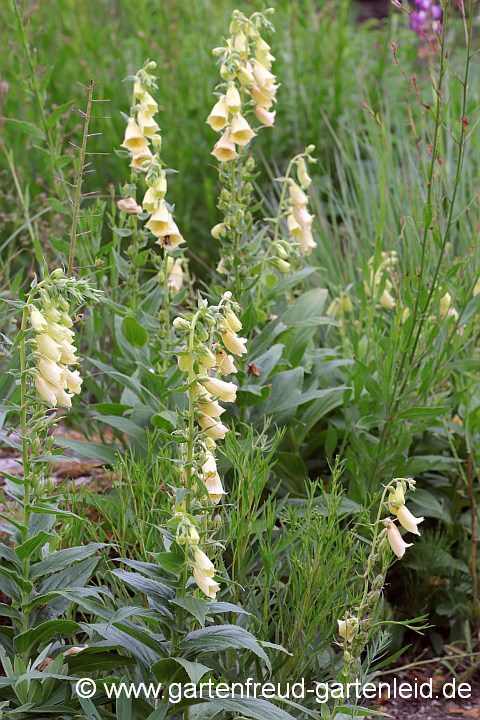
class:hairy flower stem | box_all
[370,0,473,487]
[67,80,94,276]
[163,252,171,372]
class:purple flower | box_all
[431,5,442,19]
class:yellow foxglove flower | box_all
[146,201,170,236]
[287,213,301,237]
[216,258,227,274]
[225,310,242,332]
[211,223,226,239]
[154,215,186,250]
[36,333,62,362]
[293,205,314,229]
[44,306,61,322]
[198,415,229,440]
[211,129,238,163]
[167,259,184,292]
[254,105,275,127]
[193,567,220,599]
[202,377,237,403]
[187,525,200,545]
[439,292,452,319]
[327,298,341,318]
[207,95,229,132]
[37,357,65,389]
[59,341,79,365]
[130,146,153,172]
[46,321,74,345]
[252,59,276,88]
[299,228,317,255]
[379,289,396,310]
[225,85,241,114]
[35,373,58,406]
[221,329,247,356]
[234,29,248,56]
[60,311,73,328]
[204,470,226,504]
[133,81,145,101]
[297,158,312,189]
[237,64,255,86]
[117,197,142,214]
[215,350,237,375]
[121,118,149,153]
[230,113,256,146]
[255,38,275,69]
[396,505,424,536]
[137,108,160,138]
[194,548,215,577]
[337,618,358,643]
[55,387,73,408]
[250,83,276,109]
[30,306,48,332]
[197,348,216,368]
[140,91,158,115]
[62,367,82,394]
[387,521,413,558]
[143,187,160,213]
[289,181,308,208]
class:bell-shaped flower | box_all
[225,85,241,114]
[130,146,153,172]
[251,84,276,109]
[37,357,64,389]
[137,108,160,138]
[36,333,62,362]
[194,548,215,577]
[117,197,142,214]
[337,617,358,643]
[146,201,170,236]
[221,328,247,356]
[380,289,396,310]
[62,367,82,394]
[252,59,276,89]
[387,521,413,558]
[202,377,237,403]
[35,373,58,406]
[230,113,256,146]
[55,387,73,408]
[198,415,229,440]
[297,158,312,189]
[30,306,48,332]
[59,341,79,365]
[207,95,229,132]
[193,567,220,599]
[154,215,186,251]
[140,91,158,115]
[46,321,74,345]
[204,470,226,504]
[215,350,237,375]
[299,228,317,256]
[255,105,276,127]
[439,292,452,319]
[167,259,184,293]
[211,129,238,163]
[121,118,149,153]
[237,64,255,86]
[289,181,308,208]
[397,505,424,536]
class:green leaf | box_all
[54,436,120,464]
[4,118,45,140]
[170,597,212,627]
[110,225,133,238]
[335,706,392,718]
[66,650,136,673]
[281,288,329,327]
[396,406,450,420]
[46,100,75,129]
[181,625,271,671]
[111,569,174,603]
[150,551,185,575]
[30,543,106,580]
[48,197,70,215]
[146,707,169,720]
[92,414,148,449]
[264,267,318,301]
[194,696,296,720]
[121,316,149,348]
[14,620,80,654]
[15,531,54,562]
[0,604,21,621]
[81,622,165,666]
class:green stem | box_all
[67,80,94,276]
[163,252,171,372]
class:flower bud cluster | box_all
[175,514,220,600]
[386,478,424,558]
[285,156,317,256]
[207,9,278,162]
[30,292,82,408]
[120,61,185,252]
[364,251,397,309]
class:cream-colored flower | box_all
[55,387,73,408]
[35,373,58,406]
[211,129,238,163]
[30,306,48,332]
[121,118,149,154]
[216,258,227,274]
[207,95,229,132]
[254,105,275,127]
[439,292,452,318]
[237,64,255,86]
[298,228,317,255]
[167,259,184,293]
[379,289,396,310]
[211,223,226,240]
[473,278,480,296]
[59,341,79,365]
[297,158,312,189]
[117,197,142,214]
[221,329,247,356]
[204,470,226,504]
[396,505,424,536]
[146,201,170,236]
[225,310,242,332]
[252,59,276,89]
[137,108,159,138]
[37,357,64,389]
[133,81,145,101]
[140,91,158,115]
[225,85,241,114]
[193,567,220,599]
[402,307,411,324]
[293,205,314,229]
[154,215,185,251]
[230,113,256,146]
[198,415,229,440]
[194,548,215,577]
[289,181,308,208]
[387,521,413,558]
[130,146,153,172]
[36,333,62,362]
[255,38,275,69]
[337,618,358,643]
[202,377,237,403]
[46,321,74,345]
[287,213,301,237]
[215,350,237,375]
[62,367,82,394]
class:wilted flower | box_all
[117,197,143,214]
